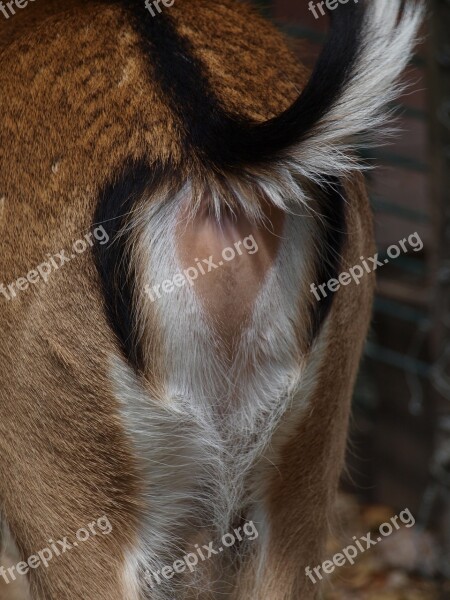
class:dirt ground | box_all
[323,496,449,600]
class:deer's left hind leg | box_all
[232,271,373,599]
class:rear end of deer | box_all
[0,1,424,598]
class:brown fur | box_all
[0,1,374,598]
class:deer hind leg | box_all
[230,184,375,600]
[230,344,366,599]
[0,481,138,600]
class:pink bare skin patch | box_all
[176,201,285,352]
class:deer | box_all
[0,0,423,598]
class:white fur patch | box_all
[111,192,328,598]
